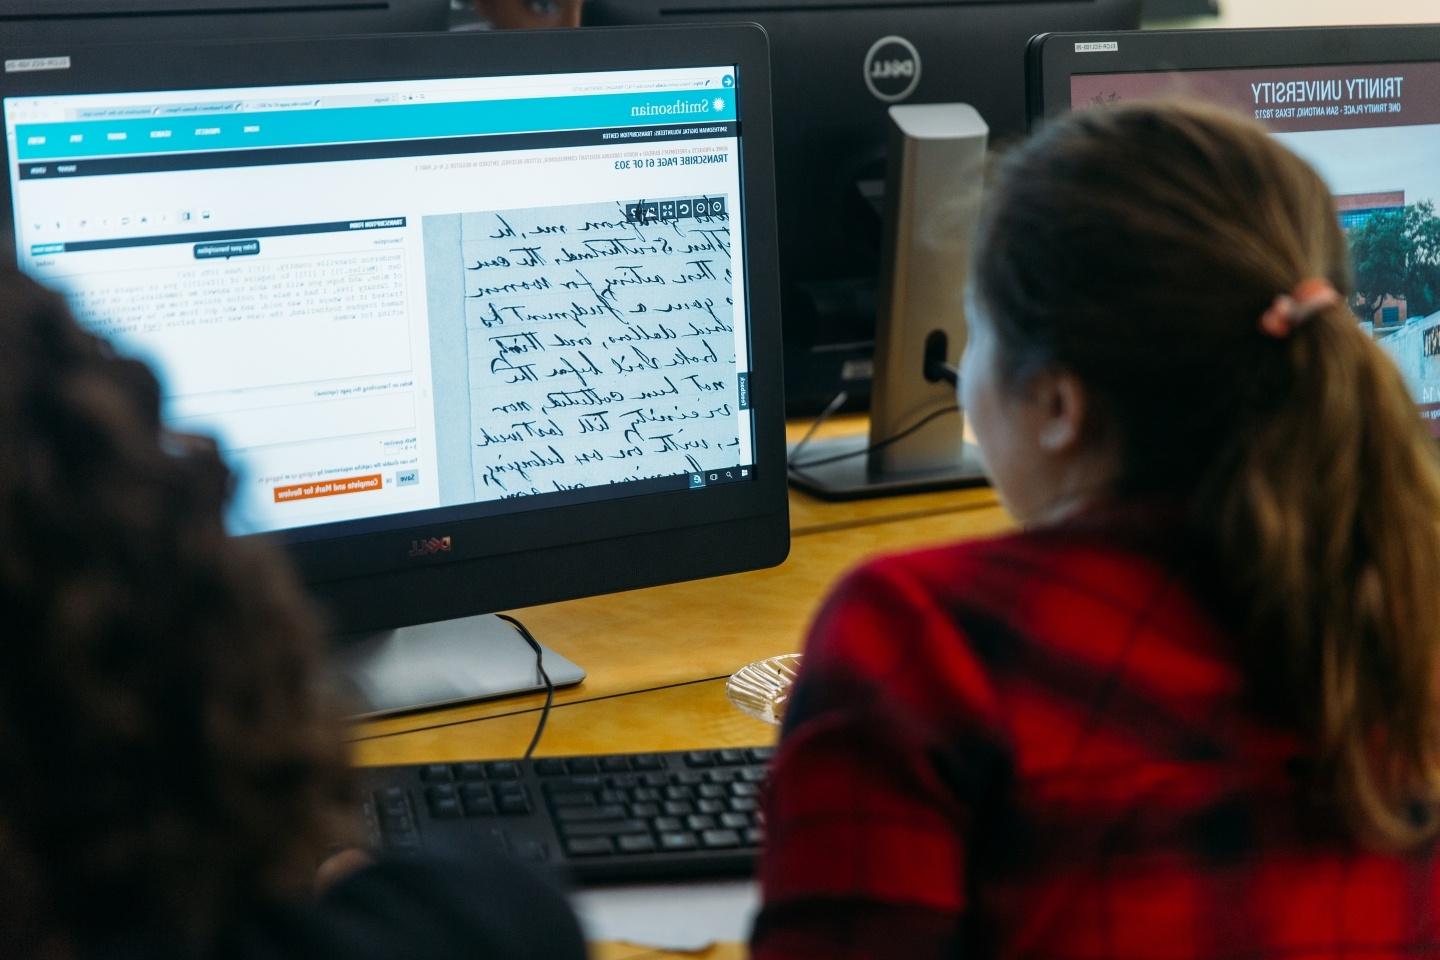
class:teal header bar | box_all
[15,88,737,161]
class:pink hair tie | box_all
[1259,278,1341,339]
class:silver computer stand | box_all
[788,103,990,500]
[335,613,586,718]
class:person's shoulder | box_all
[810,523,1193,676]
[831,524,1160,615]
[279,856,586,960]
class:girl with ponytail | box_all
[753,101,1440,959]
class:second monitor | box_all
[587,0,1142,414]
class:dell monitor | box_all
[0,0,451,45]
[1,24,789,713]
[1028,24,1440,436]
[586,0,1142,414]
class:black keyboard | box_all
[360,745,772,883]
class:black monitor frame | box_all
[0,25,790,637]
[0,0,451,43]
[587,0,1142,415]
[1027,24,1440,129]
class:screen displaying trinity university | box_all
[1072,61,1440,432]
[5,66,756,536]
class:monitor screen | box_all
[1029,27,1440,434]
[7,65,756,539]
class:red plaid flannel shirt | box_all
[753,518,1440,959]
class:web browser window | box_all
[1072,61,1440,431]
[5,66,756,536]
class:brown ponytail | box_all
[974,101,1440,849]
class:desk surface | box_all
[348,417,1012,957]
[350,417,1007,743]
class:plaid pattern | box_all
[753,519,1440,959]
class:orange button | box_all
[273,473,383,503]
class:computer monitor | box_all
[0,0,451,44]
[1028,25,1440,436]
[1,24,789,713]
[586,0,1142,414]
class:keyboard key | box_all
[663,800,695,816]
[534,758,568,777]
[665,785,694,800]
[376,792,409,818]
[598,789,626,805]
[429,797,462,819]
[740,767,768,783]
[632,754,665,771]
[746,747,775,763]
[547,775,603,793]
[702,828,742,848]
[744,827,764,846]
[730,781,759,798]
[496,782,528,799]
[420,764,453,783]
[600,756,631,773]
[631,787,661,803]
[729,796,757,813]
[698,784,727,799]
[684,751,715,767]
[642,773,669,787]
[707,769,739,784]
[654,816,682,832]
[463,793,496,817]
[498,794,531,815]
[566,757,600,775]
[557,804,627,822]
[550,791,597,807]
[720,812,750,830]
[565,837,615,857]
[425,784,457,804]
[561,818,648,837]
[697,798,726,815]
[660,831,698,851]
[454,762,486,781]
[485,761,521,780]
[686,814,717,831]
[629,802,660,818]
[717,749,747,765]
[608,774,639,789]
[617,833,658,854]
[675,771,707,786]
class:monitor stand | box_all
[335,613,586,718]
[788,103,991,501]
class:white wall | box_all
[1157,0,1440,27]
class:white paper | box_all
[572,879,759,952]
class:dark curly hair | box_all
[0,266,355,956]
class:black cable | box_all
[788,404,960,471]
[495,613,554,760]
[785,388,849,469]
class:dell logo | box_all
[863,35,921,103]
[408,535,452,558]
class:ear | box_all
[1030,369,1088,454]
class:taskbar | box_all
[272,459,759,545]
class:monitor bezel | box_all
[0,25,790,632]
[1026,24,1440,130]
